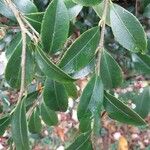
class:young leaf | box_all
[41,0,69,54]
[41,103,58,126]
[132,53,150,74]
[5,41,34,89]
[133,87,150,118]
[28,108,42,134]
[144,3,150,18]
[93,1,110,26]
[77,75,104,121]
[0,115,10,136]
[73,0,101,6]
[110,3,147,53]
[59,27,100,74]
[66,132,93,150]
[64,0,83,20]
[11,99,29,150]
[25,12,44,32]
[100,50,123,89]
[104,92,146,126]
[43,78,68,112]
[35,46,75,83]
[0,0,37,21]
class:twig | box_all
[96,0,109,76]
[4,0,27,103]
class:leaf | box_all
[0,0,37,21]
[24,12,44,32]
[41,103,58,126]
[143,3,150,18]
[64,82,78,99]
[104,92,146,126]
[0,115,10,136]
[28,108,42,134]
[35,46,75,83]
[66,132,93,150]
[93,1,110,26]
[100,50,123,89]
[73,0,101,6]
[5,40,34,89]
[133,87,150,118]
[11,99,29,150]
[79,117,91,133]
[64,0,83,20]
[41,0,69,54]
[110,3,147,53]
[59,27,100,74]
[43,78,68,112]
[132,53,150,74]
[5,33,22,59]
[77,75,104,121]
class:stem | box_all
[4,0,27,102]
[96,0,109,76]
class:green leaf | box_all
[28,108,42,134]
[144,3,150,18]
[73,0,101,6]
[79,117,91,133]
[41,103,58,126]
[133,87,150,118]
[41,0,69,53]
[5,33,22,59]
[93,1,110,26]
[59,27,100,74]
[64,0,83,20]
[5,41,34,89]
[0,115,10,136]
[64,82,78,99]
[77,75,104,121]
[132,53,150,74]
[104,92,147,126]
[25,12,44,32]
[66,132,93,150]
[0,0,37,21]
[35,46,75,83]
[43,78,68,112]
[100,50,123,89]
[110,3,147,53]
[11,99,29,150]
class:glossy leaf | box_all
[28,108,42,134]
[64,82,78,99]
[35,46,75,83]
[0,0,37,21]
[59,27,100,74]
[132,53,150,74]
[11,99,29,150]
[144,3,150,18]
[64,0,83,20]
[5,41,34,89]
[66,132,93,150]
[41,0,69,53]
[41,103,58,126]
[0,115,10,136]
[93,1,110,26]
[100,50,123,89]
[133,87,150,118]
[43,78,68,112]
[25,12,44,32]
[73,0,101,6]
[110,3,147,53]
[104,92,146,126]
[77,75,104,121]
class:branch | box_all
[4,0,27,102]
[96,0,109,76]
